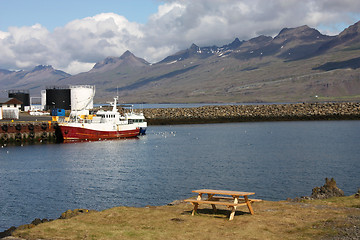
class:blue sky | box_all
[0,0,159,31]
[0,0,359,74]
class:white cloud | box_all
[61,60,95,75]
[0,31,10,39]
[0,0,360,74]
[51,13,144,66]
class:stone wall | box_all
[142,102,360,125]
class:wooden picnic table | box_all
[185,189,260,220]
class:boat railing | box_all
[57,116,95,124]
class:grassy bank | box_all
[11,196,360,240]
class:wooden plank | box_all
[184,199,247,207]
[211,196,234,200]
[205,196,262,202]
[192,189,255,196]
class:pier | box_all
[0,120,57,145]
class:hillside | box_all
[1,21,360,103]
[0,65,70,95]
[64,21,360,103]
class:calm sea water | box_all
[1,120,360,231]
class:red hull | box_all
[59,125,139,141]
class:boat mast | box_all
[112,96,118,112]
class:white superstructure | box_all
[123,105,147,135]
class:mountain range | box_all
[1,20,360,103]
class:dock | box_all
[0,113,58,144]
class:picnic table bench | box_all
[184,189,261,220]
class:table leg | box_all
[192,203,199,216]
[207,194,217,212]
[229,207,236,220]
[229,196,239,220]
[244,195,254,215]
[191,193,203,216]
[211,204,217,213]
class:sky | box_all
[0,0,359,75]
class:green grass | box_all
[12,196,360,240]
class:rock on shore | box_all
[142,102,360,124]
[311,178,345,199]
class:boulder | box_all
[311,178,344,199]
[0,226,16,238]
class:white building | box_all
[0,98,23,119]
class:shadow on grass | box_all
[183,208,251,219]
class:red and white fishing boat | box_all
[57,97,139,141]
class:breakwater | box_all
[0,121,57,145]
[143,102,360,124]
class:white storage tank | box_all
[70,85,95,111]
[41,90,46,111]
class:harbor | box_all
[1,101,360,145]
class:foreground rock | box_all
[288,178,347,202]
[311,178,345,199]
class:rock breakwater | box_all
[143,102,360,125]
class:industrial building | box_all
[1,85,95,118]
[8,90,30,111]
[43,85,95,111]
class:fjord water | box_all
[1,120,360,231]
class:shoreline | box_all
[1,177,358,239]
